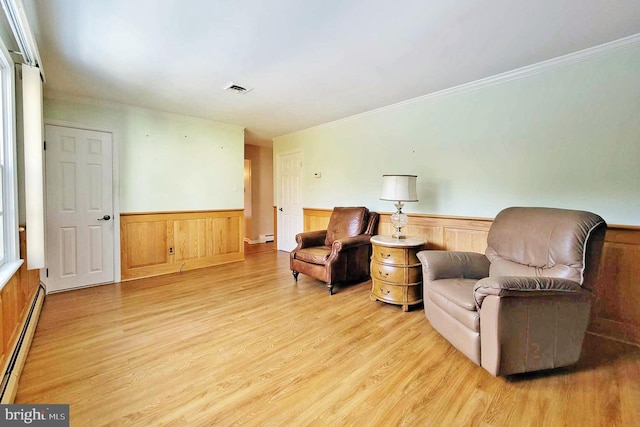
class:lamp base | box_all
[390,203,409,239]
[392,229,407,239]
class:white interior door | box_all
[276,151,303,252]
[45,125,114,292]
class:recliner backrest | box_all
[325,207,369,246]
[485,207,606,288]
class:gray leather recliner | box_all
[417,207,606,376]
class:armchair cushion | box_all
[295,235,375,266]
[325,207,369,246]
[294,246,331,265]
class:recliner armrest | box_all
[417,251,490,282]
[473,276,587,308]
[294,230,327,249]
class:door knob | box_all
[98,215,111,221]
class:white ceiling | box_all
[23,0,640,139]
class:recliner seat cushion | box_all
[294,246,331,265]
[427,279,479,332]
[429,279,477,311]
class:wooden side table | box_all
[370,235,425,312]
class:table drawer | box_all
[371,261,422,283]
[371,279,405,303]
[371,262,403,282]
[372,245,406,264]
[371,279,423,305]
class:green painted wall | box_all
[44,98,245,213]
[274,46,640,225]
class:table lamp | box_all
[380,174,418,239]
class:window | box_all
[0,33,21,287]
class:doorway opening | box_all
[244,130,275,253]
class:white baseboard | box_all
[244,234,274,245]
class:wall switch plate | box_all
[314,172,321,178]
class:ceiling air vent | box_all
[224,82,253,94]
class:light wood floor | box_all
[16,251,640,426]
[244,241,275,255]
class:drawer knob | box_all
[380,252,391,258]
[378,270,388,277]
[379,287,390,295]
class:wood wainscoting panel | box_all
[304,208,492,252]
[590,226,640,345]
[174,219,206,261]
[443,228,490,253]
[377,212,492,252]
[213,215,241,255]
[1,228,42,402]
[303,208,332,232]
[1,275,20,360]
[302,208,640,345]
[377,221,444,249]
[124,220,168,268]
[121,210,244,281]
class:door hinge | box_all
[43,140,46,150]
[46,268,49,277]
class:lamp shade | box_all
[380,175,418,201]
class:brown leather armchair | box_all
[291,207,379,295]
[417,207,606,376]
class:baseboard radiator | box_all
[245,233,275,244]
[0,283,46,403]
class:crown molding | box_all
[276,32,640,139]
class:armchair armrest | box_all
[473,276,587,308]
[294,230,327,249]
[324,233,373,269]
[417,251,490,282]
[331,234,372,252]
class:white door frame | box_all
[42,119,121,285]
[275,150,303,252]
[244,159,252,242]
